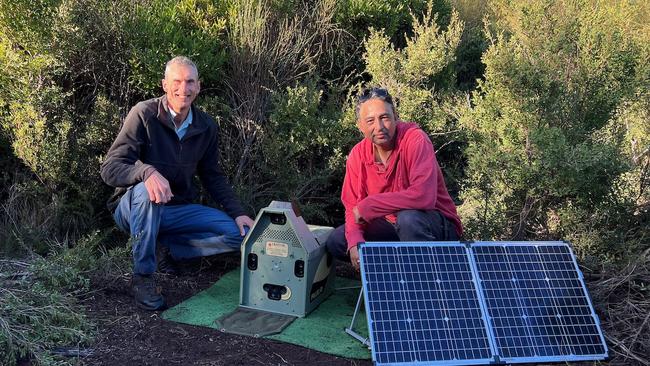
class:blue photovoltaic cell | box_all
[359,242,493,365]
[472,241,608,363]
[358,241,607,366]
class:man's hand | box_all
[349,246,360,272]
[235,215,255,236]
[144,171,173,204]
[353,206,366,224]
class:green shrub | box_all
[362,0,463,96]
[458,0,649,260]
[335,0,452,47]
[0,229,130,365]
[0,283,93,366]
[451,0,488,91]
[123,0,227,96]
[215,0,343,218]
[257,83,357,222]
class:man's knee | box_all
[130,182,151,204]
[219,218,245,248]
[120,182,155,212]
[325,225,348,261]
[396,209,447,241]
[223,231,244,248]
[114,182,160,232]
[396,210,430,233]
[197,221,243,250]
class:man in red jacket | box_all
[325,87,463,271]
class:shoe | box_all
[131,274,166,311]
[156,246,179,275]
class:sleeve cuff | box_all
[346,233,364,252]
[140,164,156,181]
[356,199,375,221]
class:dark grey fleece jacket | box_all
[100,96,246,218]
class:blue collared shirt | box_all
[169,107,193,140]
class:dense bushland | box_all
[459,0,650,262]
[0,0,648,364]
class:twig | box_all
[0,259,31,267]
[629,312,650,351]
[273,352,288,364]
[51,347,94,357]
[606,331,650,365]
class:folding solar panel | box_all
[471,241,608,364]
[358,241,607,366]
[359,242,494,365]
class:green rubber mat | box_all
[162,270,371,359]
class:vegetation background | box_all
[0,0,648,364]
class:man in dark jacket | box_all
[101,56,254,311]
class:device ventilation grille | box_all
[260,226,301,248]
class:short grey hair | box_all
[164,56,198,79]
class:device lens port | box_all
[269,213,286,225]
[247,253,258,270]
[262,283,287,301]
[294,260,305,278]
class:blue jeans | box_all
[325,209,460,261]
[113,183,243,275]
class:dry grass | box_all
[588,248,650,365]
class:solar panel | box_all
[472,241,608,363]
[358,241,607,366]
[359,242,494,365]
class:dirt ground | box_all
[79,253,372,366]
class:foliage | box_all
[217,0,344,220]
[458,0,650,260]
[355,1,467,196]
[1,180,62,255]
[335,0,452,47]
[450,0,488,90]
[0,0,60,54]
[0,281,92,366]
[258,83,357,222]
[0,230,130,365]
[363,3,463,118]
[123,0,228,96]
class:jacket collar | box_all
[361,121,419,166]
[157,95,209,138]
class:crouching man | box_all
[325,87,463,271]
[101,56,254,310]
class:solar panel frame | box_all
[357,240,608,366]
[471,241,608,364]
[359,241,495,366]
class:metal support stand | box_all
[344,288,371,348]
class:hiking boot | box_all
[131,274,166,311]
[156,245,179,275]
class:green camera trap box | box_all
[239,201,335,317]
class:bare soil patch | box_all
[80,253,371,366]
